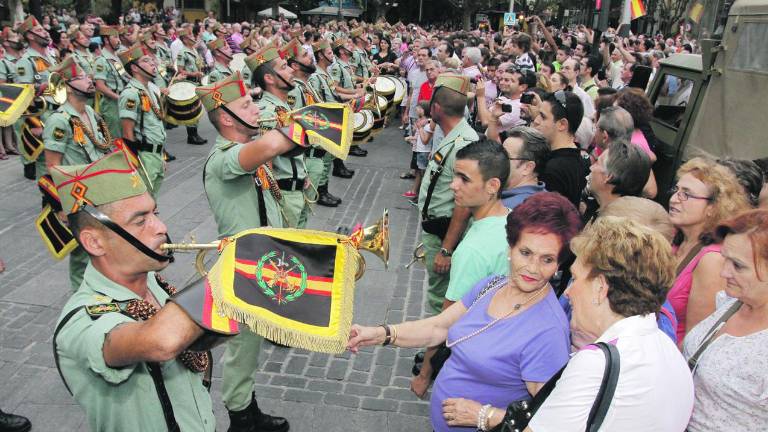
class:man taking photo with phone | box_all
[475,66,537,142]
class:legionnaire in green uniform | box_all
[68,28,94,77]
[15,15,57,180]
[118,25,136,49]
[0,28,22,158]
[328,38,365,108]
[144,25,178,161]
[338,33,374,159]
[43,57,113,291]
[417,74,476,313]
[50,151,229,432]
[309,40,357,179]
[284,39,342,208]
[206,38,233,83]
[246,46,310,229]
[349,27,377,83]
[118,44,167,197]
[176,26,208,145]
[196,72,298,432]
[93,25,125,141]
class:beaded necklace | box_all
[446,280,548,348]
[70,116,112,152]
[123,274,210,373]
[139,89,163,118]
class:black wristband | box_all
[380,324,392,346]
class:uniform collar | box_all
[261,90,290,109]
[215,133,241,149]
[81,261,167,303]
[439,117,472,148]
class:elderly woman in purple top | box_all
[348,192,581,431]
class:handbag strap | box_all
[675,242,704,277]
[687,299,743,371]
[586,342,621,432]
[421,142,456,220]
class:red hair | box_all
[714,209,768,280]
[506,192,583,262]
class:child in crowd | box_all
[403,101,434,201]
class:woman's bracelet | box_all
[477,404,492,430]
[485,407,496,430]
[390,324,398,345]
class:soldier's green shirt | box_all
[351,47,372,79]
[119,78,166,147]
[208,61,232,84]
[155,42,172,65]
[417,118,479,218]
[72,49,94,76]
[177,46,204,74]
[308,67,337,103]
[15,47,56,88]
[204,135,284,235]
[55,263,216,432]
[0,52,18,82]
[43,102,109,165]
[258,91,307,182]
[287,78,323,109]
[93,50,125,94]
[328,59,355,90]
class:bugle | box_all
[161,209,390,281]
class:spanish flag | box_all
[207,228,358,353]
[279,102,354,161]
[630,0,646,20]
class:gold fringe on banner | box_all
[207,228,359,354]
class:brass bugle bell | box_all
[160,209,390,281]
[23,72,67,117]
[405,242,425,269]
[351,209,390,280]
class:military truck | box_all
[646,0,767,202]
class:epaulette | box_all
[218,141,237,151]
[84,298,130,319]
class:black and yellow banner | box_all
[207,227,358,353]
[35,205,77,260]
[0,83,35,127]
[279,102,353,161]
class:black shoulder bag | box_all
[491,342,621,432]
[421,143,457,239]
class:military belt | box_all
[276,178,306,191]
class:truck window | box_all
[652,74,694,128]
[729,22,768,74]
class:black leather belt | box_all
[305,147,327,158]
[128,140,163,154]
[276,178,306,191]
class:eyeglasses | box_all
[669,186,713,202]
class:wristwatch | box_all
[439,247,452,257]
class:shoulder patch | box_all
[17,66,25,76]
[125,99,137,110]
[86,303,121,317]
[286,95,296,106]
[53,127,67,140]
[95,63,105,73]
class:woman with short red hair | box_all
[347,192,582,432]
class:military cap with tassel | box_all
[244,46,280,73]
[195,71,248,112]
[117,44,152,67]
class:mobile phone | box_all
[501,104,513,113]
[520,93,534,104]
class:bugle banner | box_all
[277,102,354,160]
[206,227,358,353]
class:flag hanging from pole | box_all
[630,0,647,20]
[206,227,359,353]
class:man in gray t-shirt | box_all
[406,47,431,124]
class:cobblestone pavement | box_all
[0,120,435,431]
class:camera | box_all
[501,104,513,113]
[520,93,534,105]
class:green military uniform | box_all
[195,70,275,413]
[308,41,340,187]
[71,49,94,76]
[44,58,114,291]
[258,91,308,228]
[208,61,232,83]
[328,58,356,91]
[0,51,18,82]
[177,45,205,82]
[417,75,479,313]
[16,45,57,177]
[153,39,173,89]
[93,48,126,140]
[51,152,216,431]
[289,78,330,193]
[350,28,373,80]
